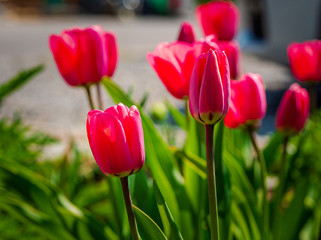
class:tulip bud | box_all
[224,73,267,129]
[49,25,118,87]
[177,22,196,44]
[189,49,230,125]
[195,0,240,41]
[288,40,321,82]
[87,103,145,177]
[276,83,310,135]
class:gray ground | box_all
[0,13,294,156]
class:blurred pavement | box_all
[0,14,295,156]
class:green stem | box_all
[272,136,289,239]
[205,124,220,240]
[96,82,103,110]
[247,127,268,240]
[84,85,95,109]
[184,97,190,130]
[120,177,141,240]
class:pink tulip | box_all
[189,49,230,125]
[177,21,196,44]
[49,25,118,86]
[218,40,241,79]
[87,103,145,177]
[288,40,321,82]
[224,73,267,128]
[195,0,240,41]
[147,38,220,99]
[276,83,310,134]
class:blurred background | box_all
[0,0,320,155]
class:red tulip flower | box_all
[189,49,230,125]
[49,25,118,87]
[276,83,310,134]
[224,73,267,129]
[288,40,321,82]
[177,21,196,44]
[195,0,240,41]
[147,38,220,99]
[87,103,145,177]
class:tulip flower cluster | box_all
[46,1,315,240]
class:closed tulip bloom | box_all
[87,103,145,177]
[195,0,240,41]
[189,49,230,125]
[224,73,267,128]
[49,25,118,86]
[288,40,321,82]
[177,21,196,44]
[147,39,220,99]
[276,83,310,134]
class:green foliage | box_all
[0,65,44,104]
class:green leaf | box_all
[173,148,206,179]
[231,201,251,240]
[153,181,183,240]
[133,205,167,240]
[279,179,312,240]
[0,65,44,103]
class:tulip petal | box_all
[189,53,207,123]
[104,32,118,77]
[124,106,145,173]
[147,53,187,99]
[219,51,231,117]
[49,34,80,86]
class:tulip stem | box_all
[184,97,190,130]
[84,85,95,109]
[96,82,103,110]
[205,124,220,240]
[247,127,268,240]
[272,136,289,239]
[120,177,141,240]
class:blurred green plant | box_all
[0,65,44,105]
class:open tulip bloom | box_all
[87,103,145,177]
[49,25,118,87]
[224,73,267,129]
[50,25,118,109]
